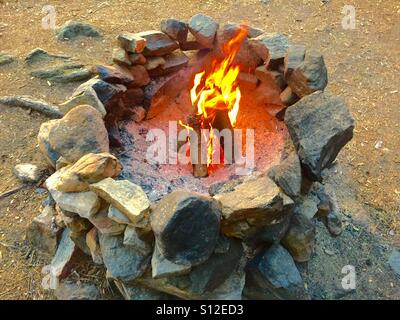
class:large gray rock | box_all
[284,45,306,80]
[389,249,400,278]
[151,242,191,279]
[26,206,62,255]
[94,64,134,85]
[281,213,315,262]
[150,190,221,266]
[99,233,151,282]
[285,49,328,97]
[268,152,302,199]
[30,62,92,83]
[56,20,102,41]
[244,244,307,300]
[46,170,101,218]
[284,91,355,181]
[24,48,70,66]
[188,13,219,48]
[59,86,106,117]
[123,225,153,255]
[214,175,294,239]
[38,105,109,166]
[253,33,290,66]
[55,281,101,300]
[90,178,150,226]
[13,163,43,183]
[161,19,188,43]
[0,52,16,66]
[136,31,179,56]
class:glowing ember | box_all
[182,26,248,173]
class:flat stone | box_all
[113,280,175,300]
[55,153,122,192]
[38,105,109,166]
[99,233,151,281]
[86,228,103,265]
[281,212,316,262]
[30,63,92,83]
[129,53,147,65]
[117,32,146,53]
[72,78,126,107]
[55,281,101,300]
[147,51,189,77]
[389,249,400,278]
[56,20,102,41]
[244,244,307,300]
[89,203,126,235]
[59,86,106,117]
[214,175,294,239]
[135,30,179,56]
[13,163,43,183]
[95,64,134,85]
[123,225,153,255]
[189,238,243,294]
[46,170,101,218]
[152,242,191,279]
[284,91,355,181]
[286,49,328,97]
[112,47,131,66]
[26,206,62,255]
[161,19,188,43]
[90,178,150,226]
[150,190,221,266]
[188,13,219,48]
[268,152,302,199]
[254,33,290,62]
[0,52,16,66]
[144,56,166,71]
[24,48,70,66]
[128,65,150,87]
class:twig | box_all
[0,185,25,200]
[0,95,63,118]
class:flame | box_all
[181,26,247,171]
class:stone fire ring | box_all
[30,13,355,300]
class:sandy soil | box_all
[0,0,399,299]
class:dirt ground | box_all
[0,0,399,299]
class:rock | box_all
[59,87,106,117]
[0,52,16,66]
[69,232,91,256]
[244,244,307,300]
[130,106,146,123]
[284,45,306,80]
[188,13,219,48]
[117,32,146,53]
[134,30,179,56]
[284,91,355,181]
[56,20,102,41]
[49,228,80,282]
[254,33,290,66]
[55,280,101,300]
[129,53,147,65]
[280,86,300,106]
[108,205,131,224]
[268,152,302,199]
[214,235,231,254]
[72,78,126,107]
[144,56,165,71]
[30,63,92,83]
[237,72,258,90]
[55,153,122,192]
[295,193,319,220]
[189,238,243,294]
[13,163,43,183]
[26,206,62,255]
[90,178,150,226]
[122,87,144,107]
[179,32,204,51]
[113,280,175,300]
[128,65,150,87]
[38,105,109,165]
[214,175,294,239]
[147,51,189,77]
[24,48,70,66]
[255,66,286,90]
[123,225,153,255]
[389,249,400,278]
[150,190,221,266]
[56,157,72,171]
[89,202,126,235]
[94,64,134,85]
[46,170,101,218]
[161,19,188,43]
[281,213,315,262]
[152,242,191,279]
[112,48,131,66]
[86,228,103,264]
[285,49,328,97]
[56,205,92,235]
[99,233,151,281]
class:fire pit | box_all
[33,13,355,300]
